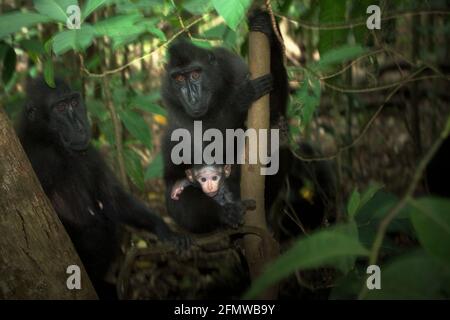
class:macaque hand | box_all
[171,180,187,200]
[221,203,245,228]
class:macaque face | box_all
[185,165,231,198]
[196,167,222,197]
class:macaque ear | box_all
[224,164,231,178]
[185,169,195,182]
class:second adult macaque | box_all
[171,164,255,212]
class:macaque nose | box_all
[206,181,213,192]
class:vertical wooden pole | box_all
[241,29,279,299]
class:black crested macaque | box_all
[171,164,256,228]
[161,10,288,233]
[17,77,190,299]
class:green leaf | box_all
[203,23,228,39]
[316,45,367,70]
[34,0,79,23]
[296,72,321,127]
[347,183,383,221]
[330,222,360,274]
[147,26,166,41]
[93,14,146,48]
[359,183,383,212]
[201,23,237,48]
[119,110,152,150]
[52,24,95,54]
[356,191,416,248]
[98,119,114,145]
[191,39,213,49]
[44,38,53,55]
[124,148,145,191]
[244,224,369,298]
[0,12,51,39]
[183,0,213,15]
[86,98,108,120]
[411,197,450,264]
[20,39,46,55]
[82,0,108,20]
[145,153,163,179]
[318,0,347,54]
[131,95,167,116]
[365,250,450,299]
[2,44,16,85]
[43,59,55,88]
[347,189,361,219]
[212,0,251,30]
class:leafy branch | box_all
[357,114,450,299]
[277,10,450,31]
[80,15,207,78]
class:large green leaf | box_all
[365,250,450,299]
[212,0,251,30]
[52,24,95,55]
[20,39,46,56]
[131,95,167,116]
[34,0,79,23]
[411,197,450,264]
[330,222,361,274]
[135,103,166,116]
[0,12,51,39]
[295,71,321,127]
[43,59,55,88]
[145,153,164,180]
[315,45,367,71]
[119,110,152,150]
[147,25,166,42]
[93,14,147,48]
[82,0,108,20]
[244,224,369,298]
[347,189,361,220]
[94,14,142,36]
[318,0,347,54]
[202,23,237,49]
[359,183,383,213]
[86,98,108,120]
[356,191,415,249]
[348,183,383,220]
[183,0,213,15]
[124,148,145,191]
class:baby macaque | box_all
[171,164,255,209]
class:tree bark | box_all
[241,29,279,299]
[0,107,97,299]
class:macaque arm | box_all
[171,178,192,200]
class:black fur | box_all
[161,11,288,233]
[17,77,189,298]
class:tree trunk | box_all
[0,107,97,299]
[241,28,279,299]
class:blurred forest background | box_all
[0,0,449,299]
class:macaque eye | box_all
[174,74,185,83]
[55,102,67,112]
[212,176,218,181]
[70,99,78,107]
[190,70,201,80]
[200,177,207,183]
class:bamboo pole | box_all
[241,26,279,299]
